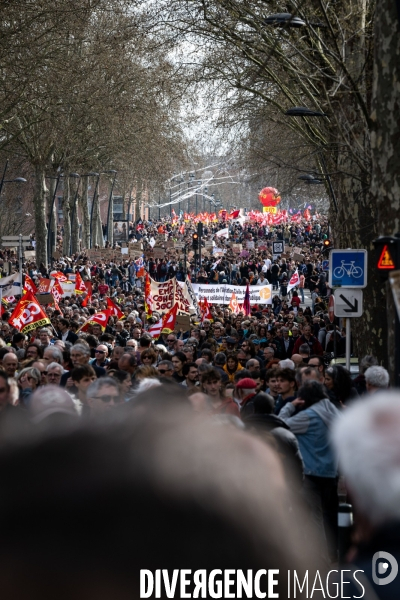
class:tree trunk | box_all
[70,179,80,255]
[62,177,71,255]
[93,192,104,248]
[107,190,114,246]
[33,165,48,267]
[80,175,90,249]
[48,176,57,255]
[370,0,400,377]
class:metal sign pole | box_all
[345,319,351,371]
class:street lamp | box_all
[286,106,338,212]
[264,13,306,27]
[188,172,195,213]
[285,106,327,117]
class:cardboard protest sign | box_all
[174,314,191,332]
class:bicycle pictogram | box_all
[333,261,363,279]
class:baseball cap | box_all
[29,386,79,423]
[226,337,237,344]
[236,378,257,390]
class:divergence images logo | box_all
[372,551,398,586]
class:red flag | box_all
[229,292,240,314]
[78,309,112,333]
[243,283,251,316]
[229,209,240,219]
[148,304,178,338]
[23,274,38,295]
[144,273,153,318]
[160,303,178,334]
[287,270,300,293]
[199,297,213,322]
[50,271,68,282]
[9,291,51,333]
[51,278,64,305]
[106,297,124,320]
[75,271,87,295]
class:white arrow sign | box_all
[334,288,363,318]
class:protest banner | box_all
[149,277,191,314]
[192,283,272,305]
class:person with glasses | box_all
[140,348,157,367]
[25,344,43,361]
[156,360,174,378]
[86,377,122,415]
[90,345,110,369]
[45,362,64,386]
[16,367,41,407]
[61,343,106,388]
[165,334,176,354]
[31,360,48,388]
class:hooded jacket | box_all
[279,398,340,477]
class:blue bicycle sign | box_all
[329,250,368,288]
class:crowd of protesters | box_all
[0,212,396,598]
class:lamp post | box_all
[0,174,27,236]
[286,106,338,213]
[196,180,201,215]
[188,172,195,214]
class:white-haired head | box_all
[364,366,390,391]
[135,378,162,395]
[278,359,295,371]
[332,392,400,525]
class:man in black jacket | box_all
[57,318,78,344]
[244,394,304,493]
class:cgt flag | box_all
[148,304,178,338]
[199,297,213,322]
[287,269,300,293]
[78,309,112,333]
[23,274,38,295]
[229,292,240,314]
[106,297,124,320]
[9,292,51,333]
[75,271,87,295]
[144,273,153,319]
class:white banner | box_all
[192,283,272,305]
[0,272,21,296]
[215,228,229,239]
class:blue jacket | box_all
[279,398,340,478]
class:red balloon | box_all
[258,187,281,207]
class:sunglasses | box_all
[93,394,120,404]
[95,349,106,354]
[158,369,170,374]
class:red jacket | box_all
[293,334,323,356]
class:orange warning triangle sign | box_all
[377,245,395,269]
